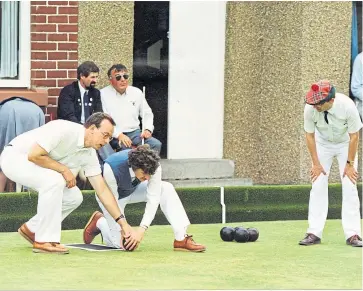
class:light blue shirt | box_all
[351,52,363,118]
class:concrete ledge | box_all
[167,178,253,188]
[0,88,48,106]
[160,159,235,180]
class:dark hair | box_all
[107,64,128,78]
[77,61,99,80]
[128,145,160,175]
[84,112,116,128]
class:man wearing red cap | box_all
[300,80,362,247]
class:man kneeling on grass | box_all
[83,145,206,252]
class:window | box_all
[0,1,30,88]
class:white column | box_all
[168,1,226,159]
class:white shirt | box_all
[304,93,363,145]
[351,52,363,118]
[9,119,101,177]
[140,165,162,227]
[78,81,88,124]
[100,85,154,138]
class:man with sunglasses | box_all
[300,80,362,247]
[0,113,138,254]
[100,64,162,154]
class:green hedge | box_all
[0,184,361,232]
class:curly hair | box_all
[128,145,160,175]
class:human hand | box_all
[118,133,132,148]
[310,164,326,182]
[140,130,152,139]
[343,165,358,184]
[125,227,145,251]
[121,224,139,251]
[61,167,76,188]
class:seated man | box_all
[57,61,103,124]
[100,64,162,154]
[0,97,45,192]
[351,52,362,119]
[57,61,113,170]
[0,113,138,254]
[83,145,206,252]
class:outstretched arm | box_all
[88,174,138,249]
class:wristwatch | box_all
[347,160,354,166]
[140,225,149,231]
[115,214,125,222]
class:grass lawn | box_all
[0,219,361,290]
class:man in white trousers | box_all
[83,145,206,252]
[300,80,362,247]
[0,113,138,254]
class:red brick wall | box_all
[31,1,78,120]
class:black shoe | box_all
[346,235,362,247]
[299,233,321,246]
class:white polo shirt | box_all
[100,85,154,138]
[304,93,363,145]
[9,119,101,177]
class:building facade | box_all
[1,1,359,184]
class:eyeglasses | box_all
[97,128,112,140]
[115,74,129,81]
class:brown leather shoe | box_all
[299,233,321,246]
[18,223,35,245]
[83,211,104,244]
[346,235,362,247]
[32,242,69,254]
[173,235,206,252]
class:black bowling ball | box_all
[234,227,249,243]
[220,226,235,242]
[247,227,259,242]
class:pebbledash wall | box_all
[24,1,355,184]
[223,1,354,184]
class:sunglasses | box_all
[115,74,129,81]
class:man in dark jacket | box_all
[57,61,103,124]
[57,61,112,175]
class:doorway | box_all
[133,1,169,158]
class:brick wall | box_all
[31,1,78,120]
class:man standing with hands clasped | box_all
[300,80,362,247]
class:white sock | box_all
[174,227,187,241]
[96,216,108,232]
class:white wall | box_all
[168,1,226,159]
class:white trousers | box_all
[307,142,361,239]
[96,163,190,248]
[0,146,83,242]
